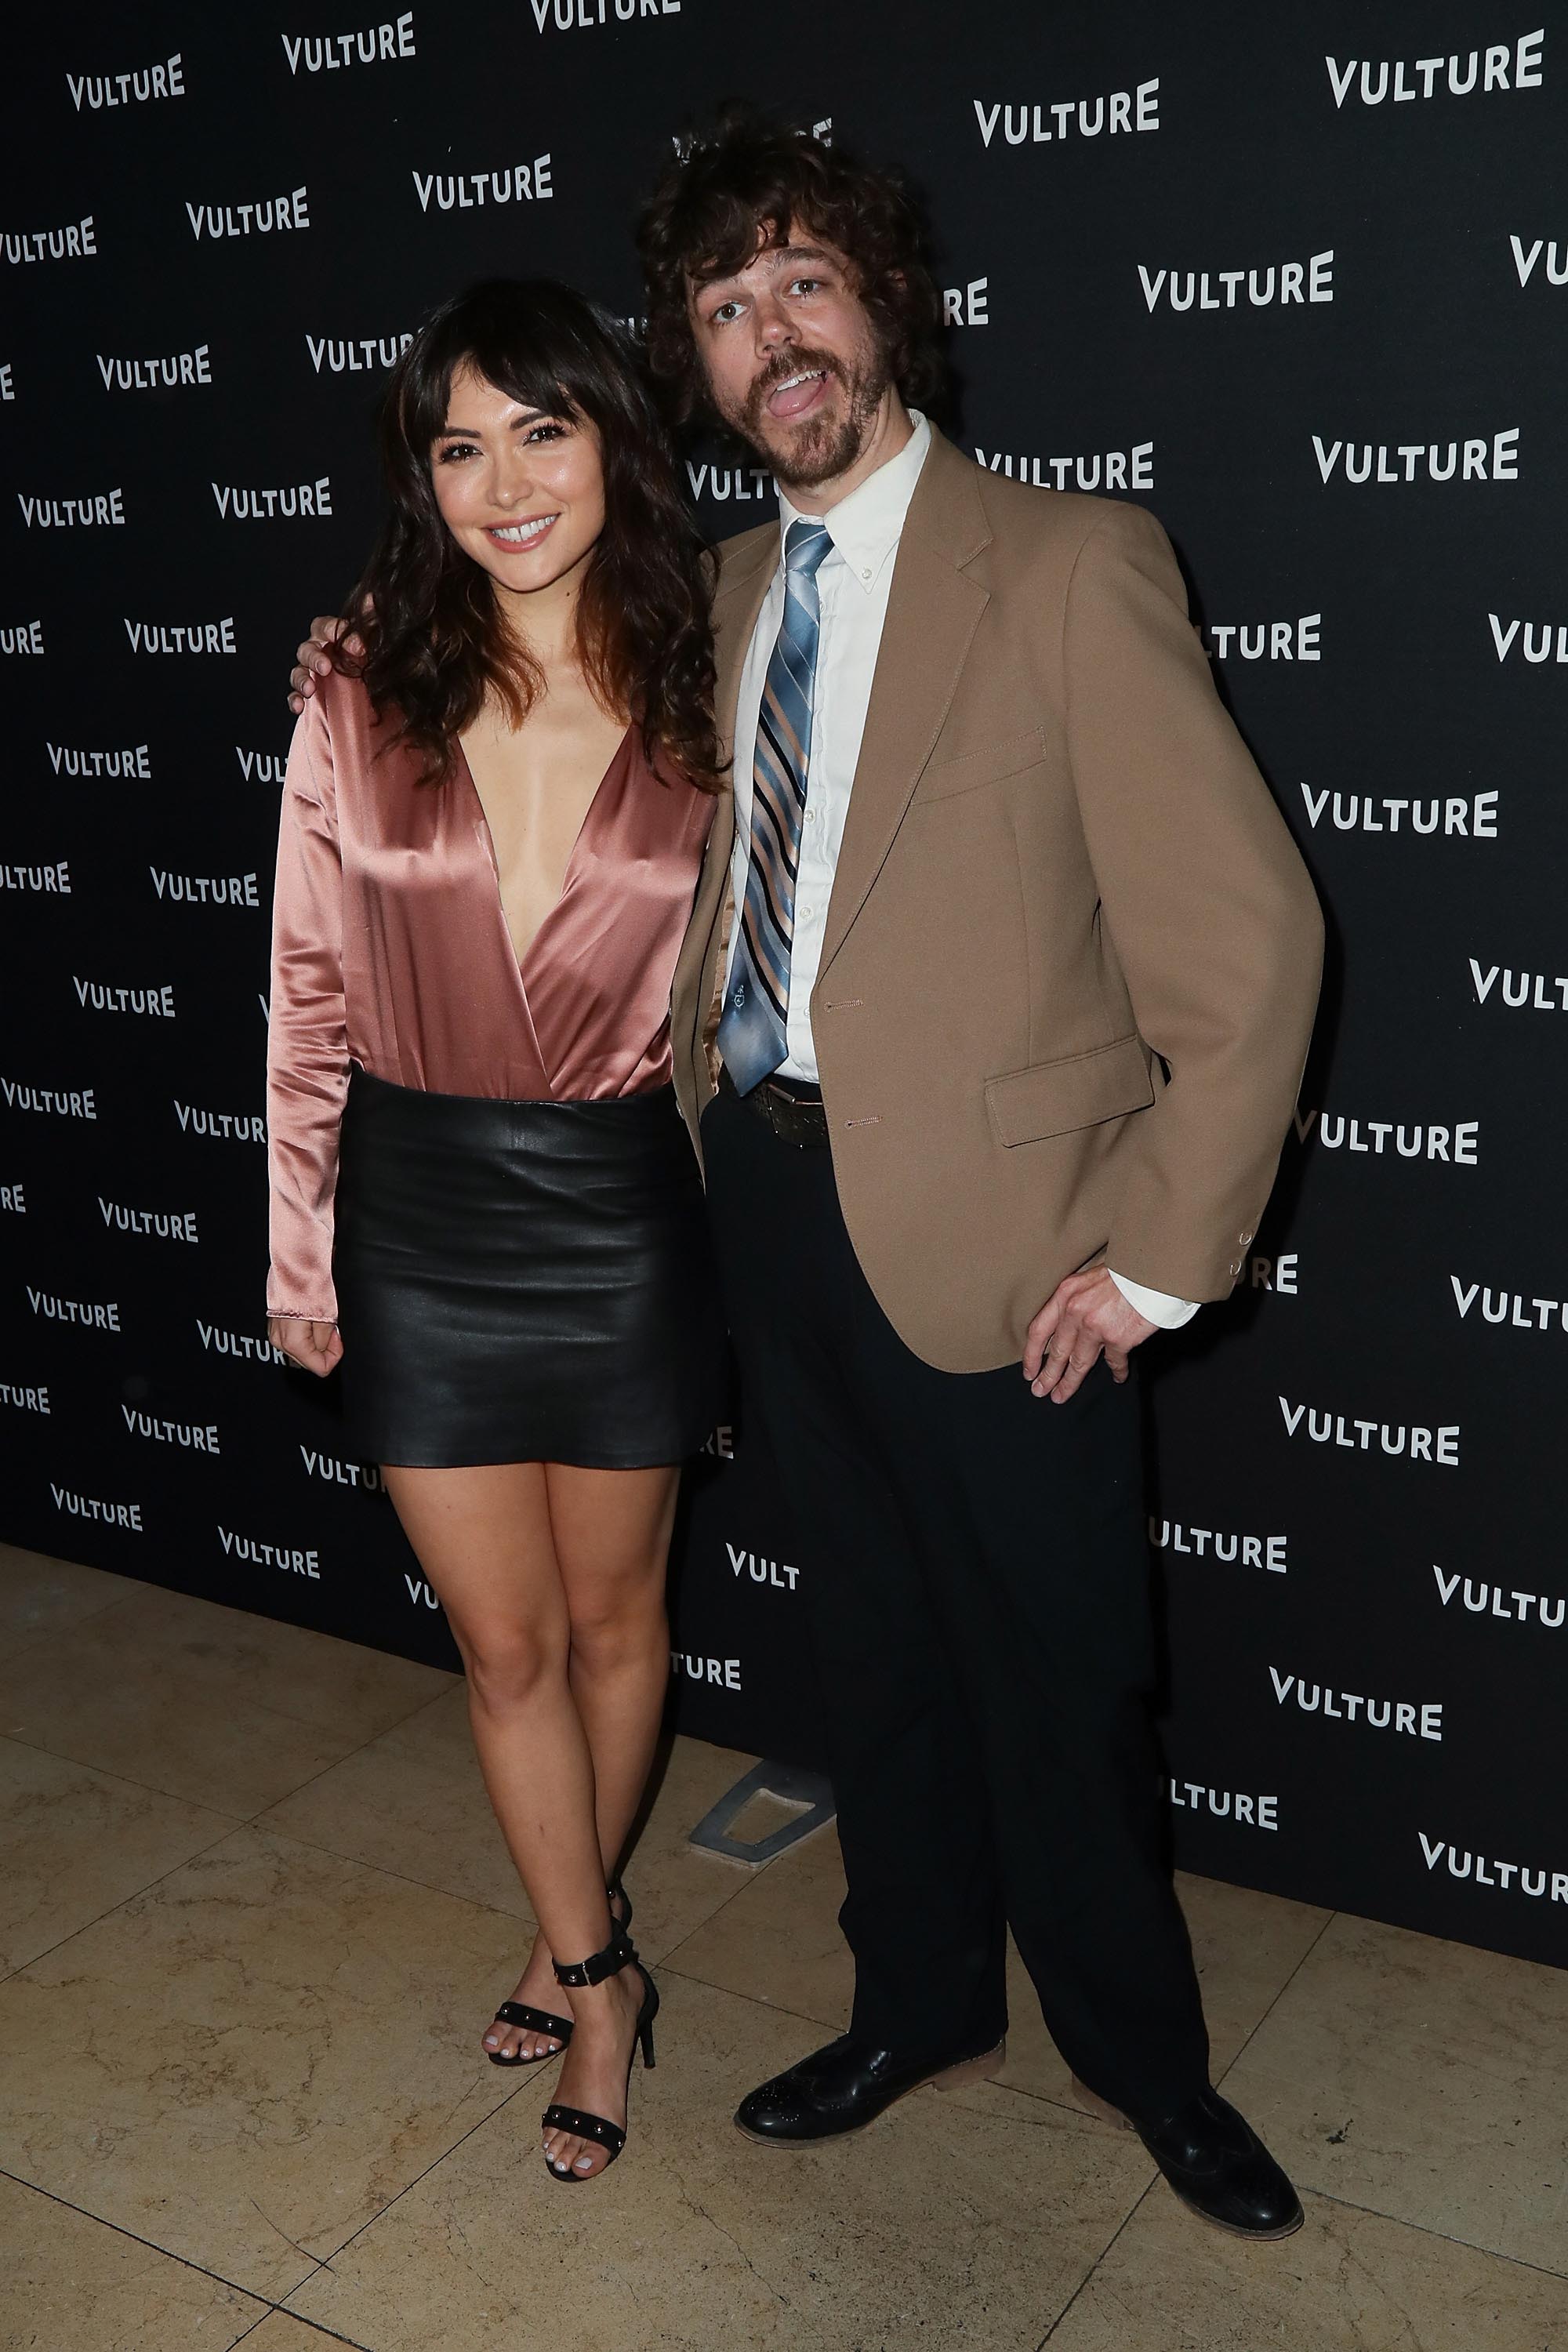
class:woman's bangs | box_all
[409,320,586,454]
[469,331,587,430]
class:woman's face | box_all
[429,361,607,601]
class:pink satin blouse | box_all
[266,670,714,1323]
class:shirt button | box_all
[860,566,872,580]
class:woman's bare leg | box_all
[380,1462,611,2045]
[383,1457,680,2174]
[535,1461,678,2175]
[476,1461,680,2063]
[550,1459,678,1882]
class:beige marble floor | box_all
[1,1545,1563,2352]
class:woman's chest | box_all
[460,713,630,966]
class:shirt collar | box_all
[776,409,932,595]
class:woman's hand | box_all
[288,618,352,713]
[267,1317,343,1377]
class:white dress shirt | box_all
[727,411,1198,1332]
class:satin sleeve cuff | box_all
[1107,1268,1200,1330]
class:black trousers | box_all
[701,1082,1210,2120]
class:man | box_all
[291,115,1321,2240]
[637,115,1320,2241]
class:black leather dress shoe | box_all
[1075,2078,1303,2238]
[735,2031,1006,2144]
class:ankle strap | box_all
[553,1925,637,1990]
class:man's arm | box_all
[1065,501,1323,1295]
[1024,503,1323,1403]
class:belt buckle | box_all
[764,1078,826,1147]
[763,1080,794,1140]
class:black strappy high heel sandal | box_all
[540,1924,659,2182]
[485,1881,633,2068]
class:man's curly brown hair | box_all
[637,109,946,426]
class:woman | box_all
[265,280,726,2183]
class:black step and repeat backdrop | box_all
[3,2,1564,1969]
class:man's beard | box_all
[724,338,894,489]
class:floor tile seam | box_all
[1033,2181,1568,2349]
[297,2069,541,2276]
[652,1857,784,1974]
[2,2016,530,2315]
[652,1911,1353,2079]
[983,2079,1155,2132]
[0,2161,316,2313]
[238,1709,479,1838]
[1210,1904,1342,2090]
[649,1955,843,2024]
[0,1723,256,1818]
[0,1726,250,1820]
[2,1584,145,1662]
[193,1684,447,1752]
[242,1820,759,1946]
[103,1578,459,1699]
[1036,2175,1163,2346]
[2,1817,246,1984]
[0,1612,455,1754]
[245,1816,539,1929]
[642,1962,1157,2142]
[343,1672,463,1740]
[230,2299,374,2351]
[0,1697,443,1816]
[230,1684,456,1769]
[1297,2180,1568,2281]
[242,1679,463,1819]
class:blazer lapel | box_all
[709,531,776,864]
[818,432,992,975]
[672,531,774,1015]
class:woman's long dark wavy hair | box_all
[339,278,723,790]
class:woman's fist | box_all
[267,1316,343,1377]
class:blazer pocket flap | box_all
[916,728,1046,804]
[985,1037,1154,1147]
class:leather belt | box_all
[718,1065,830,1148]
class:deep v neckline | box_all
[456,724,633,979]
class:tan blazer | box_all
[670,428,1324,1374]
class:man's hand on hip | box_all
[1023,1268,1157,1404]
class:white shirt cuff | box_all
[1106,1269,1200,1330]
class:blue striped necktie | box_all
[717,516,833,1094]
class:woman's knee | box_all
[460,1619,568,1711]
[564,1572,666,1670]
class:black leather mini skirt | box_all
[333,1068,726,1468]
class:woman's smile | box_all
[485,512,561,550]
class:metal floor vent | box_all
[688,1759,837,1866]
